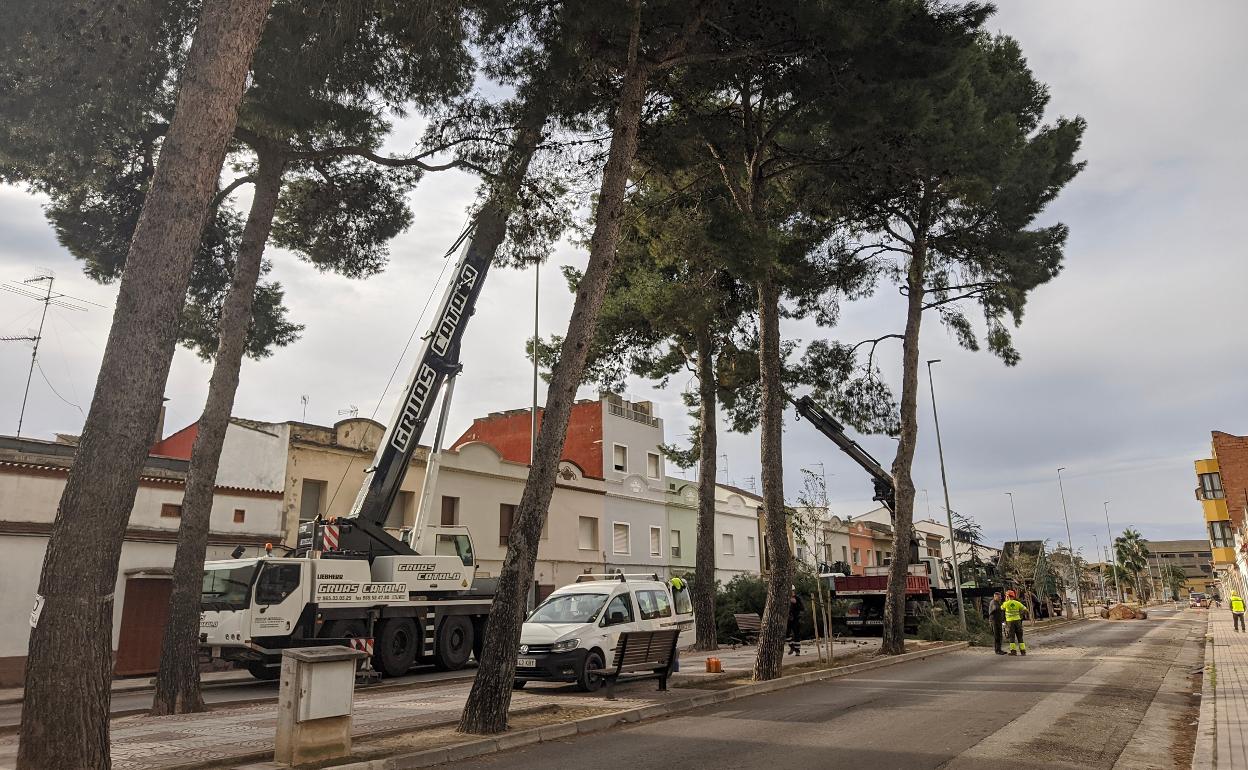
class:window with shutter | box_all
[722,533,734,555]
[499,504,516,545]
[671,529,681,559]
[649,526,661,556]
[613,522,630,554]
[578,516,598,550]
[441,496,458,526]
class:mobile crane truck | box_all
[199,229,499,680]
[790,395,935,634]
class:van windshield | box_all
[528,593,609,624]
[201,564,257,611]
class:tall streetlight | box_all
[927,359,966,632]
[1104,500,1123,603]
[1005,492,1020,542]
[1056,467,1084,617]
[1093,533,1107,604]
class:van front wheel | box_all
[577,650,606,693]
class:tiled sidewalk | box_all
[1206,609,1248,769]
[0,639,874,770]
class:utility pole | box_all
[1,273,95,437]
[1104,500,1123,603]
[926,359,966,632]
[1005,491,1020,541]
[531,262,539,464]
[1056,467,1084,617]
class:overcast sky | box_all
[1,1,1243,560]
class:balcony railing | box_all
[608,401,659,427]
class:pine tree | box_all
[14,0,273,765]
[837,27,1086,655]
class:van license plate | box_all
[517,657,536,668]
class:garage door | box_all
[114,577,172,676]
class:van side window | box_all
[672,583,693,615]
[601,594,634,626]
[637,589,672,620]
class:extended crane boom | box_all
[294,231,494,558]
[789,394,895,513]
[349,234,488,525]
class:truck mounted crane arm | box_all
[294,231,494,558]
[789,394,896,514]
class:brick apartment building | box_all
[1194,431,1248,595]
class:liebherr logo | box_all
[389,263,479,454]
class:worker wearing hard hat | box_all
[1231,591,1245,632]
[1002,590,1028,655]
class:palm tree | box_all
[1115,528,1151,603]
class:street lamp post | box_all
[1104,501,1123,603]
[1093,533,1107,604]
[926,359,966,632]
[1056,467,1084,617]
[1005,492,1020,542]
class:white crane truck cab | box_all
[514,574,694,692]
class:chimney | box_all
[152,398,169,446]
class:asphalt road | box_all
[454,610,1203,770]
[0,662,475,729]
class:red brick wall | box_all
[1213,431,1248,529]
[452,400,604,479]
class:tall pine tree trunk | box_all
[17,1,271,766]
[881,235,926,656]
[459,29,651,737]
[151,150,285,716]
[751,274,792,681]
[692,329,718,651]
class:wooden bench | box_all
[588,629,680,700]
[731,613,763,648]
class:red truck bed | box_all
[831,574,929,596]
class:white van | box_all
[514,573,694,692]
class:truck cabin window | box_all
[434,533,474,567]
[201,564,257,611]
[528,593,608,624]
[254,563,301,606]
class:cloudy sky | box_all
[1,1,1244,560]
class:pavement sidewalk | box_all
[0,638,880,770]
[0,669,253,706]
[1198,608,1248,769]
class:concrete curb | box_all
[331,641,970,770]
[1193,618,1216,770]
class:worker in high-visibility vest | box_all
[1002,590,1028,655]
[1231,592,1245,632]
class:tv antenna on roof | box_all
[300,394,309,421]
[338,404,359,418]
[1,272,103,436]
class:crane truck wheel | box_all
[374,618,419,677]
[471,617,487,661]
[246,661,280,681]
[433,616,473,671]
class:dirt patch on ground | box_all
[1170,668,1203,767]
[672,643,960,690]
[301,705,618,768]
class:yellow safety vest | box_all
[1002,599,1025,622]
[1232,596,1245,613]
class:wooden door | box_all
[114,577,172,676]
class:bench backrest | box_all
[610,629,679,668]
[734,613,763,631]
